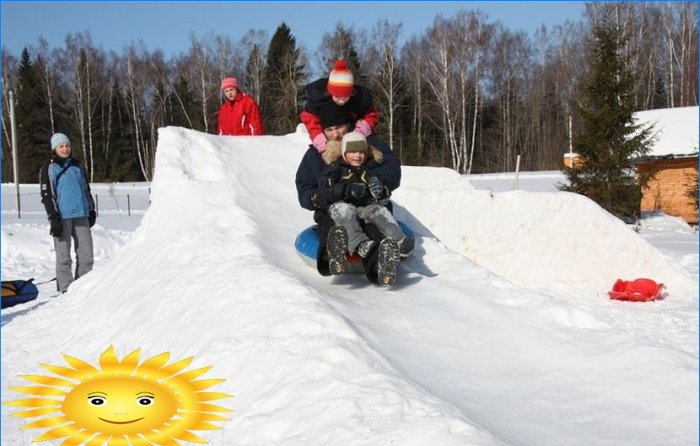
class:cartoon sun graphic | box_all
[4,346,233,445]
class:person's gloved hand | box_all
[368,176,385,199]
[50,218,63,237]
[354,119,372,137]
[345,183,368,201]
[88,211,96,228]
[312,133,328,153]
[312,182,346,209]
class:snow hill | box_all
[2,126,698,445]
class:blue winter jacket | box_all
[295,135,401,222]
[40,157,95,220]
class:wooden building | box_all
[633,106,698,225]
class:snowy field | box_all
[1,126,698,445]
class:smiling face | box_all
[344,150,367,167]
[54,143,71,159]
[61,376,177,435]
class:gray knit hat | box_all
[50,133,70,150]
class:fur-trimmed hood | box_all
[322,140,384,165]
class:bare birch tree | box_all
[122,44,154,181]
[366,20,403,150]
[240,29,268,104]
[187,33,214,132]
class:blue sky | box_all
[2,1,585,72]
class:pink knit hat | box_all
[327,59,354,97]
[221,77,239,91]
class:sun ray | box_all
[9,407,62,418]
[21,415,70,429]
[158,357,194,377]
[10,385,68,397]
[98,346,121,375]
[189,421,223,430]
[129,434,155,446]
[193,392,233,402]
[138,351,170,371]
[40,363,84,380]
[189,379,226,391]
[118,349,141,374]
[59,428,96,446]
[190,403,235,413]
[84,432,111,445]
[170,366,212,382]
[106,434,129,445]
[189,413,230,422]
[62,354,100,374]
[20,375,76,387]
[4,397,62,408]
[141,430,176,444]
[34,423,81,441]
[171,430,208,444]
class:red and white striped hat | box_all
[327,59,354,97]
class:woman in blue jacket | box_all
[39,133,96,293]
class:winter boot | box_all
[356,239,377,258]
[398,236,415,258]
[327,225,349,275]
[377,238,400,286]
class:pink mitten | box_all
[354,119,372,137]
[312,133,328,153]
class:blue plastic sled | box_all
[2,279,39,309]
[295,222,414,273]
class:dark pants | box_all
[315,213,384,284]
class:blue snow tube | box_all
[2,279,39,309]
[295,222,414,273]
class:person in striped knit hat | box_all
[300,59,379,153]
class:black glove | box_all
[312,183,347,209]
[344,183,368,201]
[368,176,385,199]
[88,211,96,228]
[49,218,63,238]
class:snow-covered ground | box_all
[2,126,697,445]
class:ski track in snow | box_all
[2,126,697,446]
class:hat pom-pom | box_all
[333,59,348,70]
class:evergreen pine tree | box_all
[15,48,51,182]
[261,23,306,134]
[103,80,142,181]
[561,13,655,220]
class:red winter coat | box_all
[217,91,264,136]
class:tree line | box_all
[1,1,697,184]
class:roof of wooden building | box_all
[633,106,698,158]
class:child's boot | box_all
[377,238,400,286]
[327,225,349,275]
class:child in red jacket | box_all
[300,59,378,152]
[217,77,264,136]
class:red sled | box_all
[608,278,664,302]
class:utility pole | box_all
[9,89,21,218]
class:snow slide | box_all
[2,127,696,446]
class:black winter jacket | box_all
[295,136,400,223]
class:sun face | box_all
[4,346,233,445]
[61,375,178,435]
